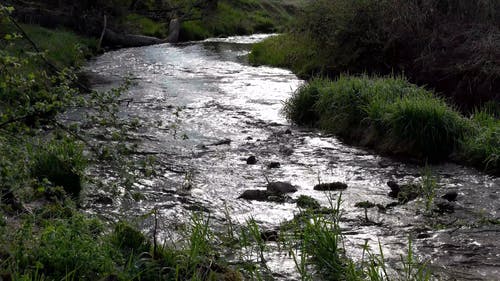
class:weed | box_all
[420,166,439,213]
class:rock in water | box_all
[246,156,257,165]
[387,181,401,198]
[267,162,281,169]
[261,230,279,242]
[313,182,348,191]
[238,190,269,201]
[166,18,180,43]
[442,191,458,202]
[435,200,455,214]
[267,182,297,194]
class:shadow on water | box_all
[82,34,500,280]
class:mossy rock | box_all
[297,195,321,209]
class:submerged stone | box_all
[434,200,455,214]
[261,229,279,241]
[387,181,401,198]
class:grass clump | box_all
[283,76,497,168]
[458,108,500,174]
[249,33,326,77]
[30,138,87,197]
[385,94,468,159]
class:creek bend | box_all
[82,35,500,280]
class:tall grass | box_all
[20,24,96,68]
[458,108,500,174]
[284,75,498,171]
[30,138,87,197]
[249,34,326,78]
[281,195,432,281]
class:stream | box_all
[82,34,500,280]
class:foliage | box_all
[251,0,500,110]
[30,138,86,197]
[179,0,296,41]
[458,108,500,174]
[249,33,326,77]
[10,214,115,280]
[284,76,498,171]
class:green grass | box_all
[30,138,87,197]
[20,24,96,68]
[458,109,500,174]
[179,0,297,41]
[124,13,167,38]
[281,195,432,281]
[249,33,327,78]
[284,76,498,172]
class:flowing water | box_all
[82,35,500,280]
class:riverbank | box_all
[248,0,499,175]
[249,0,500,111]
[282,76,499,174]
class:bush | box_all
[112,221,150,254]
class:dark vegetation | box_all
[6,0,300,47]
[250,0,500,111]
[250,0,499,174]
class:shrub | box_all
[112,221,150,254]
